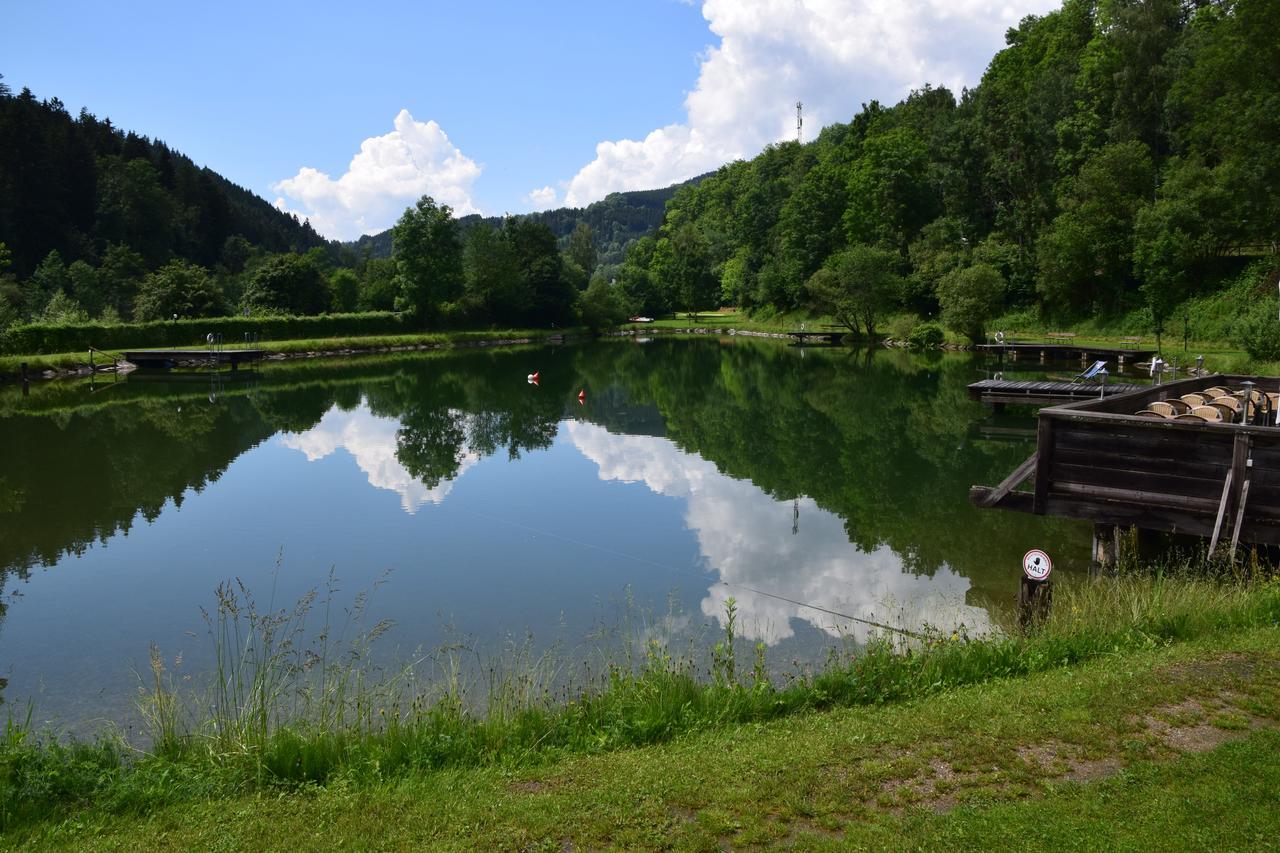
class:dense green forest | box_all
[3,0,1278,350]
[614,0,1280,346]
[0,78,682,341]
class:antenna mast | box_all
[796,101,804,144]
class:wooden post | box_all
[1018,577,1052,630]
[1091,522,1117,575]
[1033,416,1054,515]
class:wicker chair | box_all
[1191,405,1224,422]
[1211,402,1237,421]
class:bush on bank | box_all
[0,312,406,355]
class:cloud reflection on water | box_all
[565,421,991,644]
[279,403,479,514]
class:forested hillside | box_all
[348,178,707,267]
[3,0,1278,350]
[614,0,1280,344]
[0,80,331,279]
[0,77,349,329]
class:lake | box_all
[0,337,1094,730]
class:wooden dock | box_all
[976,342,1156,362]
[971,374,1280,551]
[968,379,1143,406]
[124,349,262,371]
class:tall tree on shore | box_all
[566,222,598,279]
[392,196,463,324]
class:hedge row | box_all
[0,313,407,355]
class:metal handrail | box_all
[87,345,127,371]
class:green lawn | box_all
[10,625,1278,850]
[0,327,572,375]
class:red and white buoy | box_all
[527,371,540,385]
[577,389,585,405]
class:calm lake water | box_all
[0,337,1096,729]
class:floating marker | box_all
[577,389,586,405]
[527,371,540,385]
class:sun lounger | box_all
[1072,360,1108,384]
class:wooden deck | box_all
[968,379,1143,406]
[124,349,262,371]
[975,342,1156,361]
[971,374,1280,547]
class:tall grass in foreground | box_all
[3,566,1279,831]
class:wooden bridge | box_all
[968,379,1143,406]
[785,329,844,344]
[124,349,262,371]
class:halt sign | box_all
[1022,549,1052,581]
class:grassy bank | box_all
[0,326,578,376]
[3,571,1278,841]
[3,301,1272,381]
[8,609,1280,848]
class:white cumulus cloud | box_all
[524,185,559,211]
[272,110,483,241]
[561,0,1061,206]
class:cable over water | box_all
[463,507,927,639]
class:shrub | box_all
[907,321,945,349]
[0,312,405,355]
[1233,300,1280,361]
[938,263,1005,343]
[887,314,919,342]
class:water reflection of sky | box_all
[279,406,480,513]
[276,403,990,644]
[3,395,992,729]
[564,421,991,643]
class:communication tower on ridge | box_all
[796,101,803,144]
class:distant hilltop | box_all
[345,175,712,267]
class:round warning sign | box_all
[1022,549,1052,581]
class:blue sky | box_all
[2,0,1059,240]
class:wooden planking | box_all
[1053,422,1234,462]
[967,379,1142,405]
[969,485,1280,545]
[1053,447,1229,483]
[1050,462,1223,500]
[977,452,1038,507]
[972,373,1280,547]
